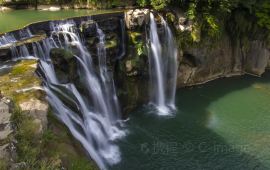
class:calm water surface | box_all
[0,9,119,33]
[114,71,270,170]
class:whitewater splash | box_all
[0,20,126,169]
[148,12,178,116]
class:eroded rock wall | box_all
[178,36,270,87]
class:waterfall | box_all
[1,20,126,169]
[118,19,126,59]
[0,11,179,168]
[0,34,16,46]
[148,13,178,115]
[0,28,35,60]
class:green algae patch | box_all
[129,31,142,44]
[105,39,118,49]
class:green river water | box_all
[0,9,118,34]
[114,71,270,170]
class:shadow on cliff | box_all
[112,71,270,170]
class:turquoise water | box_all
[114,71,270,170]
[0,9,119,33]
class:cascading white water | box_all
[1,20,126,169]
[118,19,126,59]
[43,21,126,169]
[0,28,35,60]
[0,34,16,46]
[162,17,178,109]
[148,12,178,115]
[96,25,121,121]
[0,12,179,167]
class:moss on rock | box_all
[0,60,42,105]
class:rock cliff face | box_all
[178,36,270,87]
[125,9,270,89]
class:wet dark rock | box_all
[96,17,120,33]
[50,48,78,84]
[0,48,12,62]
[80,20,97,38]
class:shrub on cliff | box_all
[137,0,170,10]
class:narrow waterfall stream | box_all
[1,20,126,169]
[148,13,178,116]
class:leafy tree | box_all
[137,0,149,7]
[255,1,270,29]
[150,0,170,10]
[136,0,170,10]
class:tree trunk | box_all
[35,0,38,10]
[59,0,62,9]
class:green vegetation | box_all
[10,105,97,169]
[45,110,98,170]
[136,0,270,40]
[136,0,170,10]
[12,106,59,169]
[0,159,8,170]
[255,1,270,29]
